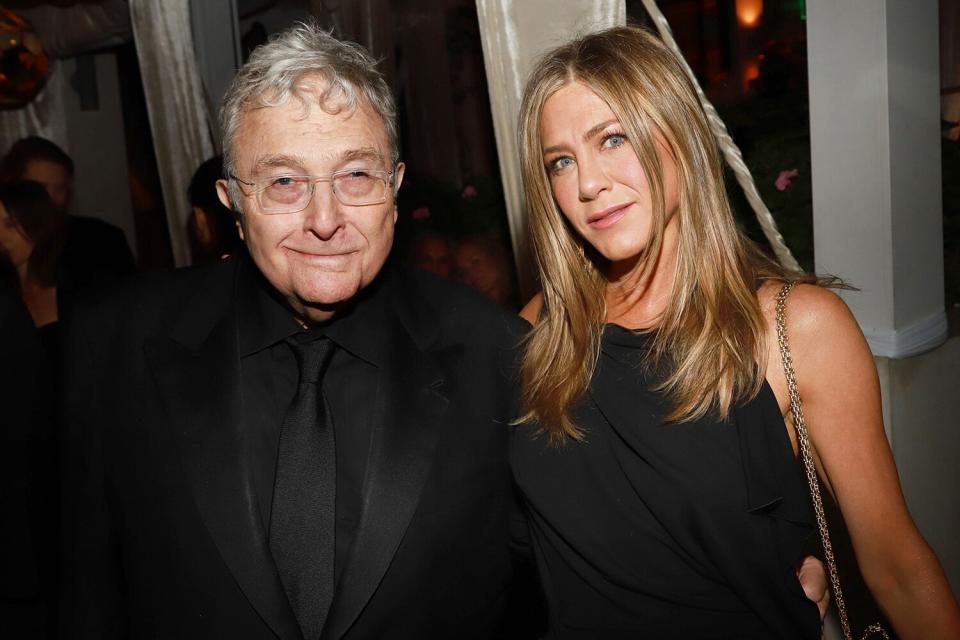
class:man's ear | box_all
[215,178,234,210]
[392,162,405,223]
[216,179,245,240]
[394,162,406,194]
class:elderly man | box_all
[61,24,526,639]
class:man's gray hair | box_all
[220,22,399,207]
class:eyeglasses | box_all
[230,168,395,214]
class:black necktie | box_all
[270,334,336,640]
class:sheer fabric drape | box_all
[475,0,625,296]
[0,61,68,158]
[0,0,128,157]
[130,0,215,267]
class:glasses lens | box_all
[261,176,309,213]
[253,171,389,213]
[334,170,386,205]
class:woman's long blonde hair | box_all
[517,25,802,443]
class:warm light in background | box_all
[742,59,760,91]
[736,0,763,27]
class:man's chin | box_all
[290,275,365,320]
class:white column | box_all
[807,0,946,358]
[808,0,960,605]
[475,0,625,296]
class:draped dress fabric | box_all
[511,324,822,639]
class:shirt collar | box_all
[236,249,395,367]
[236,251,302,357]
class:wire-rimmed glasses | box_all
[230,168,395,214]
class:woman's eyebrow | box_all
[582,119,619,143]
[542,119,620,156]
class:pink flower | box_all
[461,184,479,199]
[411,206,431,220]
[775,169,800,192]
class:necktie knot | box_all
[287,333,334,385]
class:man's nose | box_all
[301,181,342,239]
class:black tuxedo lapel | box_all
[322,273,453,640]
[145,263,301,640]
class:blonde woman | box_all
[513,26,960,639]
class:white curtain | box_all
[130,0,215,267]
[20,0,131,59]
[0,61,68,157]
[475,0,625,296]
[1,0,130,160]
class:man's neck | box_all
[290,300,341,328]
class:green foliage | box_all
[720,97,815,273]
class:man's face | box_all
[219,86,403,324]
[23,159,71,209]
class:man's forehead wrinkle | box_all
[249,148,384,176]
[234,84,391,178]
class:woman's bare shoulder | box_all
[757,281,859,345]
[520,292,544,325]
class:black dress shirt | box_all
[237,256,387,585]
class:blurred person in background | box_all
[0,136,135,282]
[408,230,454,279]
[187,155,242,264]
[454,232,516,309]
[0,182,63,636]
[0,181,66,336]
[0,285,55,639]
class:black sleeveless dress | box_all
[511,324,821,639]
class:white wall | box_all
[877,341,960,596]
[61,52,137,259]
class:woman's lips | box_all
[587,203,630,230]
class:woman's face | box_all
[539,81,679,276]
[0,202,33,269]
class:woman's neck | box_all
[603,223,678,329]
[18,267,58,327]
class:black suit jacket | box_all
[56,215,136,324]
[60,255,529,639]
[1,289,53,604]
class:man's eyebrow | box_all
[541,119,621,156]
[339,147,384,164]
[253,154,308,173]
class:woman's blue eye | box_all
[549,157,574,173]
[604,134,626,148]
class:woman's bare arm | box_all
[768,284,960,639]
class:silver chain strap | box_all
[775,283,890,640]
